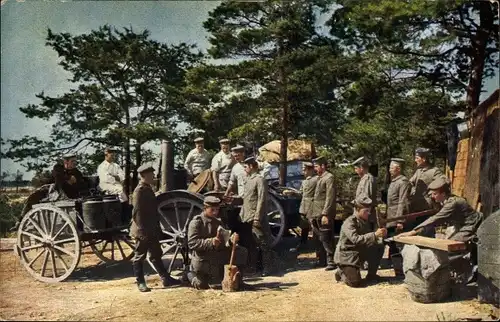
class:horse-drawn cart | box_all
[15,189,134,283]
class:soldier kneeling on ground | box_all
[130,164,181,292]
[334,196,387,287]
[187,196,251,290]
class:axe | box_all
[222,234,241,292]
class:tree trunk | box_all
[124,139,131,197]
[278,38,288,186]
[466,2,494,118]
[132,141,142,190]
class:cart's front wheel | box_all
[16,206,81,283]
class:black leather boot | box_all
[133,262,150,292]
[150,259,181,287]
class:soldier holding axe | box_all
[187,196,250,290]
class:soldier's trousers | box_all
[338,265,362,288]
[132,237,166,283]
[386,226,404,275]
[188,246,248,289]
[310,218,336,266]
[367,221,384,276]
[237,221,274,273]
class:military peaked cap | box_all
[104,147,118,153]
[302,161,314,168]
[219,138,230,144]
[194,137,204,143]
[243,156,257,165]
[428,176,450,190]
[415,147,430,157]
[353,196,372,208]
[312,156,327,165]
[231,145,245,152]
[137,163,155,174]
[352,156,369,167]
[62,153,76,160]
[204,196,221,206]
[390,157,405,165]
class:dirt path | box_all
[0,250,496,321]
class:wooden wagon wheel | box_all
[187,169,213,193]
[267,194,286,248]
[16,206,81,283]
[90,231,134,263]
[155,190,204,277]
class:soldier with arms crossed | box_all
[211,138,235,192]
[184,137,211,180]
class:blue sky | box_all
[1,1,498,177]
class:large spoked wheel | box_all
[267,194,286,248]
[16,206,81,283]
[155,190,204,277]
[90,231,134,263]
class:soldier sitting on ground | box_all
[334,196,387,287]
[187,196,249,290]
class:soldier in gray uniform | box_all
[351,156,382,279]
[409,148,443,213]
[187,196,249,290]
[399,176,483,243]
[130,164,180,292]
[385,158,411,276]
[399,176,483,282]
[284,162,317,246]
[184,137,211,179]
[334,197,387,287]
[211,138,235,192]
[311,156,337,271]
[240,156,275,276]
[225,145,247,197]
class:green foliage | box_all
[187,0,352,152]
[0,194,24,237]
[329,0,499,111]
[3,25,202,193]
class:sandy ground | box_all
[0,245,498,322]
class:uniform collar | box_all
[391,174,403,182]
[138,181,151,188]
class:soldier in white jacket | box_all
[97,147,127,202]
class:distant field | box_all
[0,187,34,195]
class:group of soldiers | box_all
[13,138,484,292]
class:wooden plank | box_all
[393,235,466,252]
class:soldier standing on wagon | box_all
[385,158,411,276]
[97,147,127,202]
[187,196,249,290]
[351,157,382,280]
[211,138,235,192]
[184,137,211,181]
[310,156,337,271]
[334,197,388,287]
[224,145,247,197]
[130,164,180,292]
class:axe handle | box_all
[228,237,237,267]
